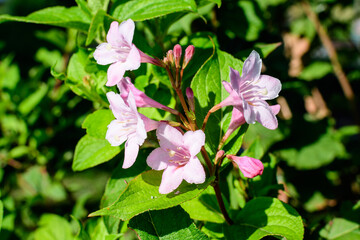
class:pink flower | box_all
[106,91,159,168]
[117,77,179,115]
[94,20,163,87]
[227,155,264,178]
[146,123,206,194]
[222,104,281,144]
[215,50,281,129]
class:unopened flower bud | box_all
[183,45,195,69]
[173,44,182,68]
[227,155,264,178]
[166,50,174,65]
[186,87,195,112]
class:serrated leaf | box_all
[224,197,304,240]
[0,7,90,32]
[320,218,360,240]
[112,0,197,21]
[181,187,225,223]
[82,109,114,139]
[72,134,121,171]
[89,170,214,221]
[191,48,243,157]
[128,206,209,240]
[101,150,149,234]
[86,9,105,46]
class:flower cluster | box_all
[94,19,282,194]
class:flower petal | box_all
[256,75,282,100]
[254,102,278,129]
[183,157,206,184]
[140,114,160,132]
[118,19,135,45]
[159,165,184,194]
[146,148,169,170]
[123,45,141,71]
[229,67,241,92]
[106,92,127,119]
[106,21,122,47]
[222,80,233,94]
[183,130,205,157]
[105,120,129,146]
[106,62,126,86]
[156,123,183,151]
[93,43,118,65]
[241,50,262,82]
[123,137,140,168]
[270,104,281,115]
[242,99,256,124]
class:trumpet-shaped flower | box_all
[117,77,179,115]
[227,155,264,178]
[94,20,162,87]
[214,50,281,129]
[106,91,159,168]
[146,123,206,194]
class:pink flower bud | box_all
[227,155,264,178]
[183,45,195,69]
[166,50,174,65]
[173,44,182,68]
[186,87,195,112]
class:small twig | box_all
[301,0,359,125]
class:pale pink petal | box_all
[183,130,205,157]
[156,123,183,151]
[118,19,135,45]
[123,137,140,168]
[242,99,256,124]
[228,155,264,178]
[229,67,241,92]
[93,43,119,65]
[126,90,138,113]
[106,92,127,119]
[254,102,278,129]
[106,62,126,86]
[214,91,241,110]
[123,45,141,71]
[105,120,129,146]
[256,75,281,100]
[106,21,122,46]
[146,148,169,170]
[226,107,246,136]
[140,114,160,132]
[222,81,233,94]
[182,157,206,184]
[270,104,281,115]
[159,165,184,194]
[241,50,262,82]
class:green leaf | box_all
[299,62,333,81]
[0,7,90,32]
[191,48,243,157]
[224,197,304,240]
[72,216,91,240]
[18,83,48,116]
[181,186,225,223]
[320,218,360,240]
[34,214,74,240]
[277,131,346,170]
[89,170,214,220]
[237,1,264,41]
[236,42,281,61]
[88,0,111,13]
[128,206,209,239]
[82,109,114,139]
[72,134,121,171]
[112,0,197,21]
[86,10,105,46]
[101,149,149,234]
[0,200,3,231]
